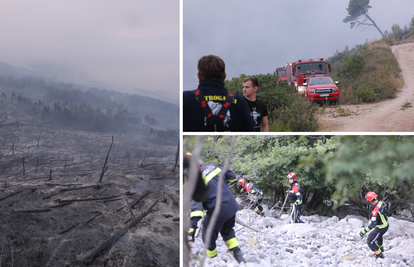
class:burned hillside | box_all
[0,87,179,266]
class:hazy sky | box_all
[0,0,179,96]
[183,0,414,91]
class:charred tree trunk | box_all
[83,200,158,266]
[173,140,179,172]
[99,136,113,183]
[22,157,25,176]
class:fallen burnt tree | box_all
[83,200,159,266]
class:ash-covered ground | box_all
[0,114,179,266]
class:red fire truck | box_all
[286,58,331,94]
[274,66,287,84]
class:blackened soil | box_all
[0,119,179,267]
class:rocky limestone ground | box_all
[189,208,414,267]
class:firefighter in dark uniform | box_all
[200,163,245,263]
[287,172,304,223]
[188,200,203,242]
[238,178,265,216]
[359,191,389,259]
[183,152,209,202]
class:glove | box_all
[188,227,196,241]
[359,229,367,237]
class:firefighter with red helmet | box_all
[287,172,304,223]
[239,178,265,216]
[359,192,389,259]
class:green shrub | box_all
[276,94,320,132]
[338,54,365,79]
[355,85,376,102]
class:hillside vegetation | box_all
[0,76,178,143]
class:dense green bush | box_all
[355,84,376,102]
[338,54,365,79]
[328,40,402,104]
[225,74,319,132]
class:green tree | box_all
[198,135,339,214]
[343,0,384,37]
[300,136,414,215]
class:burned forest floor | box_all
[0,110,179,267]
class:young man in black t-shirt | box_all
[242,77,269,132]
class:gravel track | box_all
[318,42,414,132]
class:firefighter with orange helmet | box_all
[239,178,265,216]
[287,172,304,223]
[359,192,389,259]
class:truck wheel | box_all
[335,98,340,105]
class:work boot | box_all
[375,252,384,259]
[231,246,246,263]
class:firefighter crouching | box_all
[199,163,245,263]
[359,191,389,259]
[239,178,265,216]
[287,172,304,223]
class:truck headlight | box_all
[297,86,306,93]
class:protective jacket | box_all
[183,157,209,202]
[365,201,389,232]
[199,164,241,258]
[200,164,239,217]
[183,79,254,132]
[288,180,302,207]
[190,201,204,225]
[241,182,263,200]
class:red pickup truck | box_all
[304,74,340,105]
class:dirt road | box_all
[318,42,414,132]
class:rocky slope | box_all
[189,208,414,267]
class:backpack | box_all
[193,89,234,131]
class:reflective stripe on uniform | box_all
[204,167,222,184]
[377,212,388,229]
[225,237,239,250]
[190,210,203,218]
[374,201,388,229]
[206,247,217,257]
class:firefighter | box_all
[199,163,245,263]
[287,172,304,223]
[359,192,389,259]
[183,152,209,202]
[238,178,265,216]
[188,200,203,242]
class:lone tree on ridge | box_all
[343,0,383,37]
